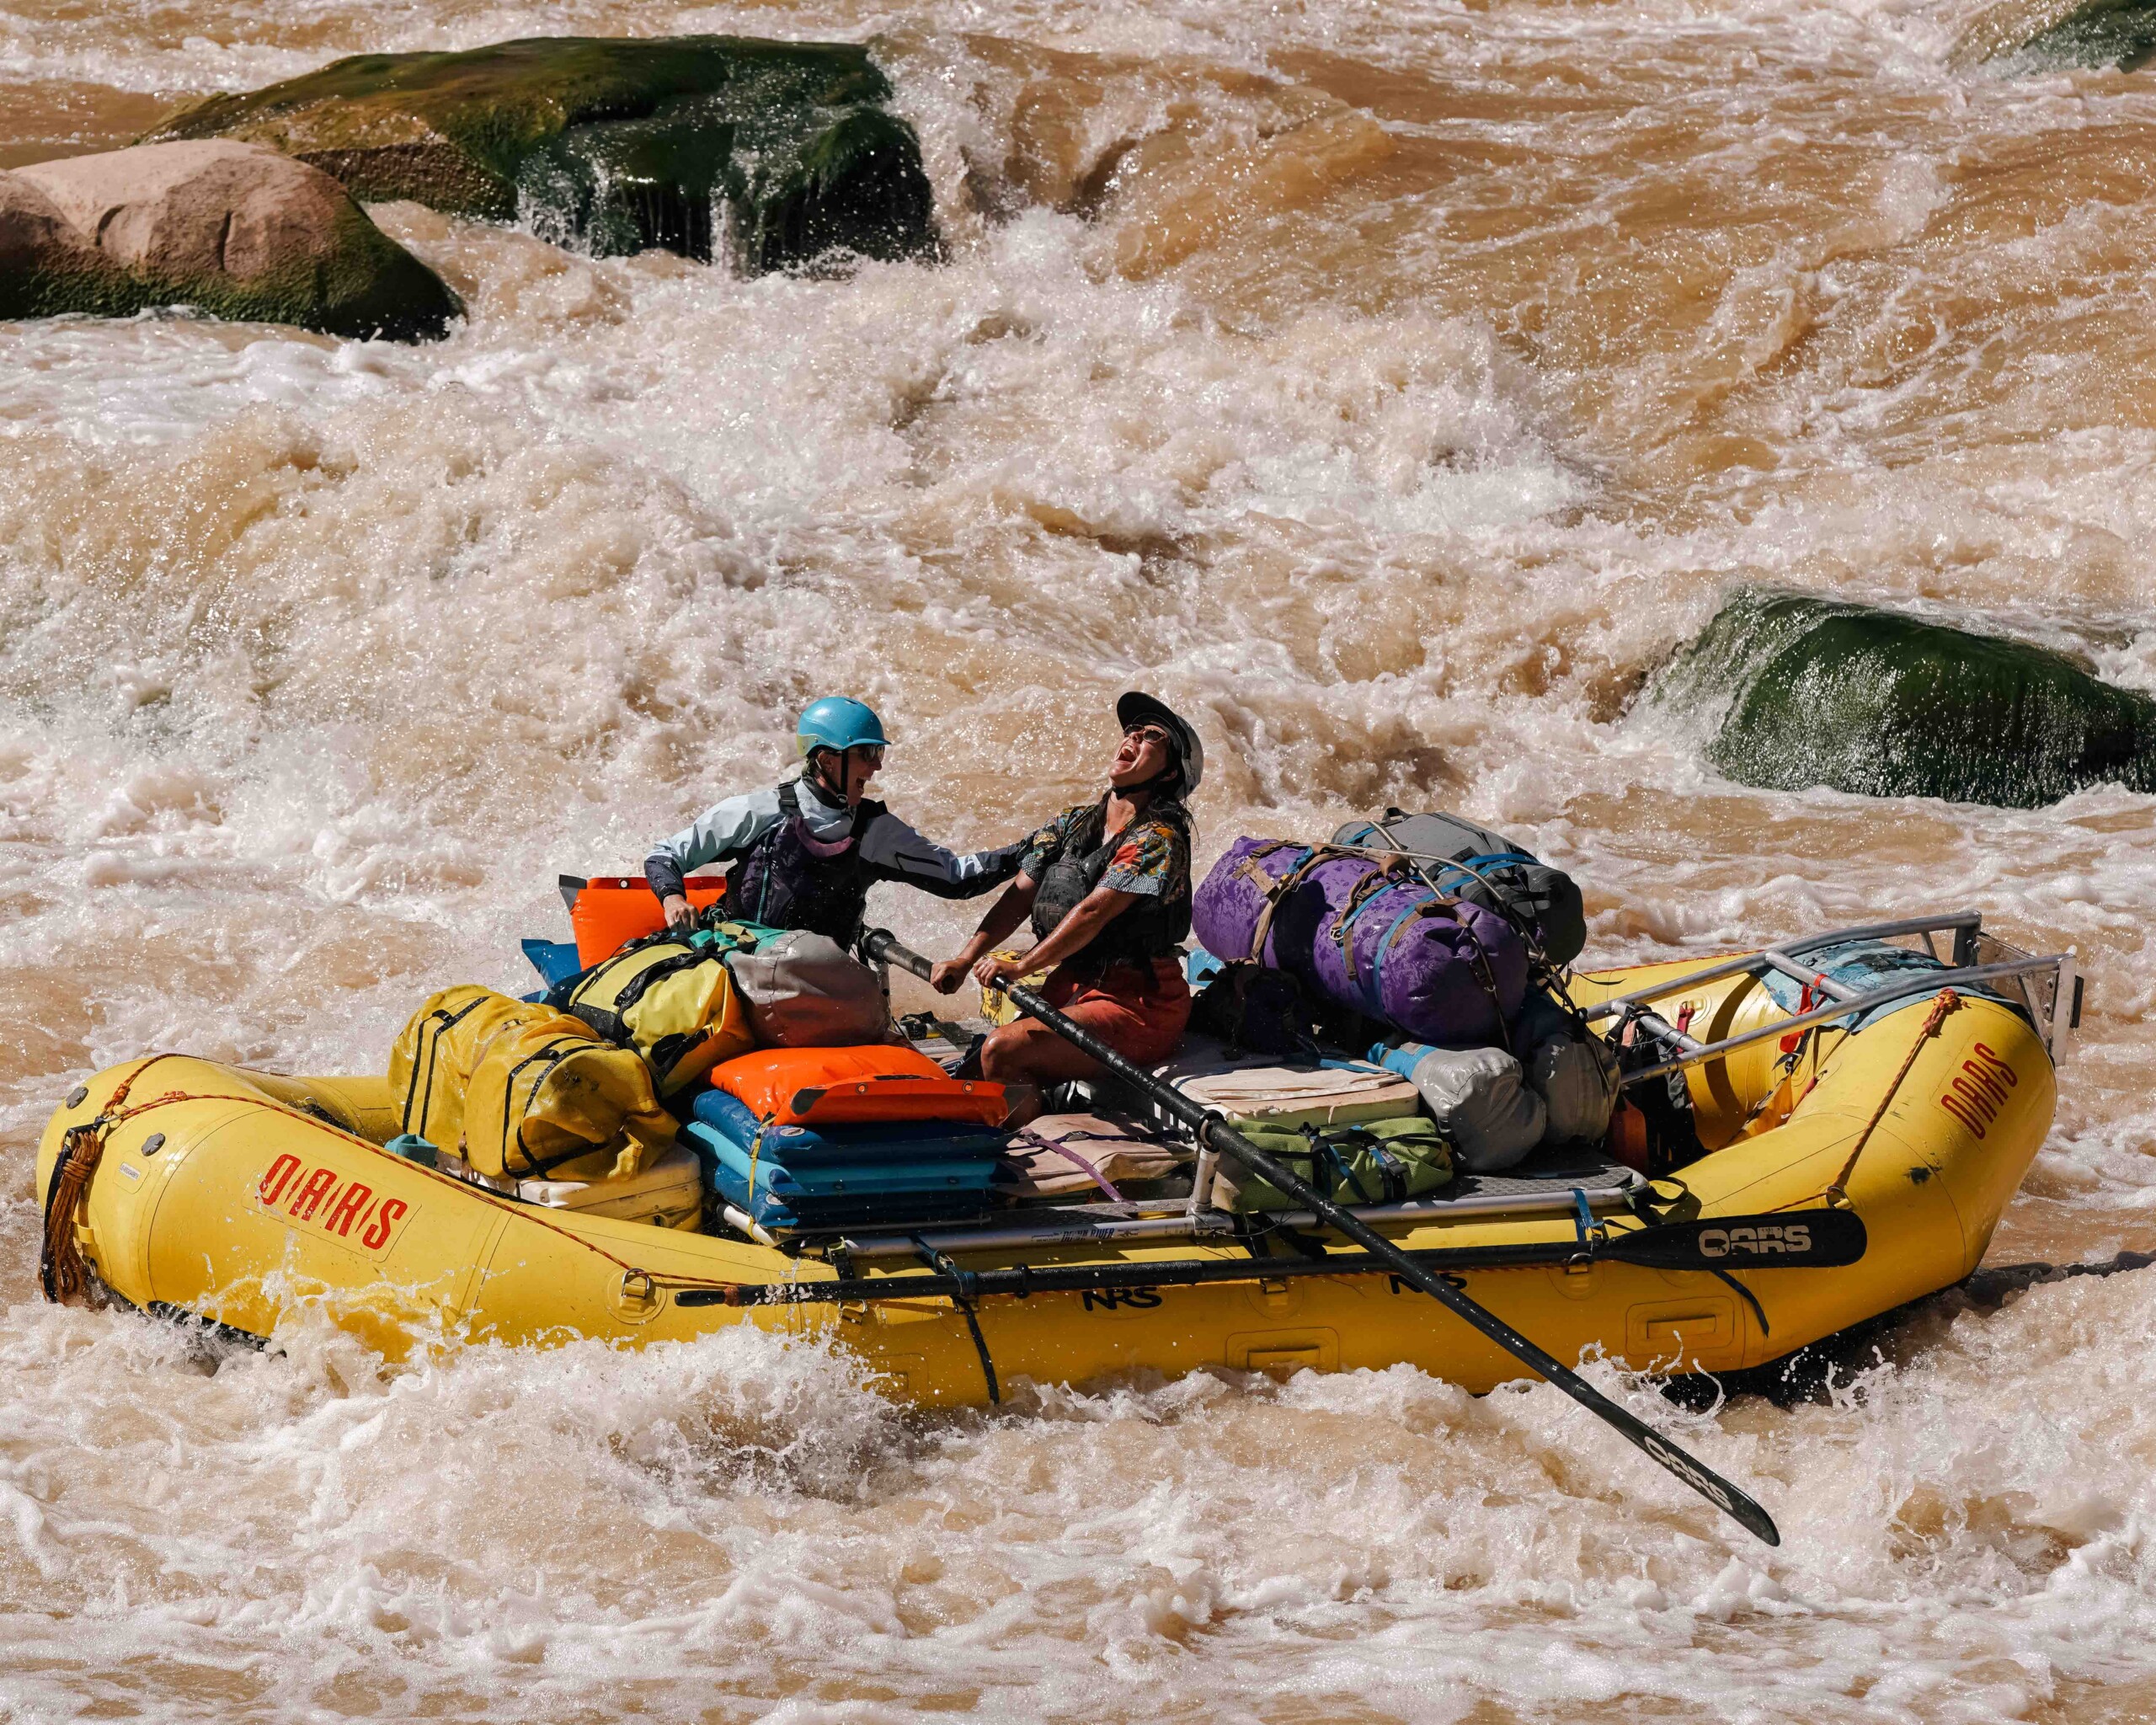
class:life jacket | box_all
[564,932,755,1096]
[723,780,887,945]
[1029,796,1192,970]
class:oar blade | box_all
[860,927,1784,1546]
[1630,1419,1782,1546]
[1602,1210,1868,1273]
[1385,1250,1783,1546]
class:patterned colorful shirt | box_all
[1021,798,1193,900]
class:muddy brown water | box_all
[3,0,2155,1717]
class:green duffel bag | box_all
[1208,1114,1454,1213]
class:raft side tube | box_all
[34,954,2056,1403]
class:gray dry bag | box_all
[1334,809,1587,965]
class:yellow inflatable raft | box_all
[33,914,2073,1404]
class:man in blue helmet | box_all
[644,697,1022,945]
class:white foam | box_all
[5,0,2156,1712]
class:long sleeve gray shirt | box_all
[644,778,1022,904]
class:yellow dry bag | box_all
[460,1010,678,1183]
[387,985,552,1149]
[565,935,754,1096]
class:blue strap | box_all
[1433,852,1535,888]
[1572,1188,1595,1248]
[1331,873,1427,1012]
[1366,899,1429,1017]
[1304,1124,1377,1206]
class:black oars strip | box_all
[679,1209,1866,1309]
[859,928,1785,1546]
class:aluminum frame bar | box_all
[835,1178,1644,1262]
[1581,911,1985,1023]
[1619,953,2068,1083]
[1760,949,1864,1002]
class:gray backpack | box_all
[1333,809,1587,965]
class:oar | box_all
[681,1208,1867,1307]
[862,928,1780,1546]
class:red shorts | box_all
[1015,957,1193,1070]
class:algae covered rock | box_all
[141,36,940,275]
[1661,590,2156,808]
[1985,0,2156,72]
[0,140,460,340]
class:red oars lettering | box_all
[361,1199,408,1251]
[255,1156,414,1253]
[323,1183,372,1237]
[258,1154,302,1205]
[287,1167,339,1221]
[1940,1042,2019,1138]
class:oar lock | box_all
[1568,1188,1606,1268]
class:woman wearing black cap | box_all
[931,693,1203,1118]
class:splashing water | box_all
[4,0,2156,1713]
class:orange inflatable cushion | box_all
[710,1045,1009,1130]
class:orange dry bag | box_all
[708,1045,1008,1130]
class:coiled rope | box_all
[40,1053,184,1305]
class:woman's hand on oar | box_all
[861,927,1781,1546]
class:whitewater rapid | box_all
[4,0,2156,1715]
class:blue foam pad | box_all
[690,1126,997,1200]
[688,1123,995,1230]
[690,1088,1007,1167]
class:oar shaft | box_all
[682,1210,1861,1308]
[862,930,1780,1546]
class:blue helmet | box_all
[796,696,889,761]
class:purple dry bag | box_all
[1191,837,1527,1046]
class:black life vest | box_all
[1029,796,1193,970]
[723,781,887,945]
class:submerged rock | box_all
[0,140,461,340]
[1981,0,2156,71]
[939,36,1394,278]
[1661,590,2156,808]
[141,35,940,275]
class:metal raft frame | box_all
[832,1176,1646,1264]
[782,911,2076,1263]
[1582,911,2082,1084]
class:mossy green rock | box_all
[1661,591,2156,807]
[141,35,939,274]
[1988,0,2156,72]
